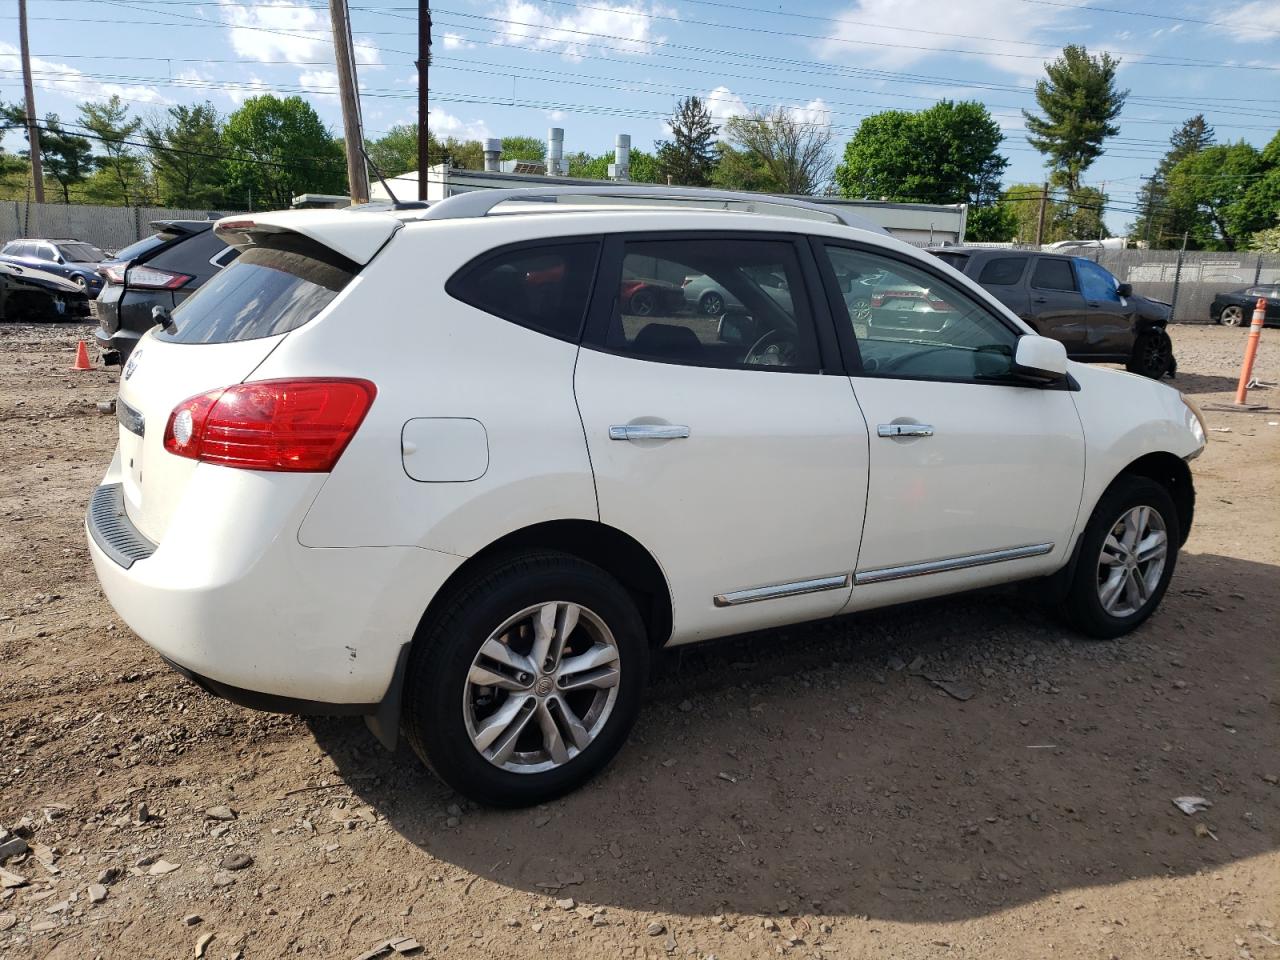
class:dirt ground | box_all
[0,322,1276,960]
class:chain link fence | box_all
[2,201,244,255]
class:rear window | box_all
[978,257,1027,285]
[112,233,175,264]
[155,236,356,344]
[56,242,106,263]
[1031,258,1077,292]
[931,252,969,271]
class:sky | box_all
[2,0,1279,233]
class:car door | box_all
[1073,257,1134,357]
[1027,256,1090,354]
[574,232,869,645]
[813,241,1085,610]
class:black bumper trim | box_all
[87,483,157,570]
[160,657,377,717]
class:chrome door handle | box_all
[608,424,690,441]
[877,423,934,438]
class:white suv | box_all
[87,187,1206,806]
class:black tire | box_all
[699,291,725,316]
[1060,475,1180,639]
[1126,329,1174,379]
[1219,304,1245,327]
[402,551,648,807]
[628,288,656,317]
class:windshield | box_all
[55,242,106,263]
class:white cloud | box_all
[217,0,329,64]
[1212,1,1280,41]
[225,76,280,106]
[441,32,476,51]
[429,107,492,142]
[814,0,1087,79]
[0,41,166,105]
[487,0,674,62]
[703,86,832,134]
[705,85,748,125]
[298,69,339,102]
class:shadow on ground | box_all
[310,551,1279,924]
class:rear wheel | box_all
[1219,304,1244,326]
[1126,329,1173,379]
[1060,476,1179,639]
[628,288,656,317]
[699,291,725,316]
[403,551,648,807]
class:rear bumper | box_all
[85,459,465,709]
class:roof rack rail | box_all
[415,185,888,234]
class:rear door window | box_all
[1031,257,1077,292]
[155,236,356,344]
[148,228,233,280]
[978,257,1028,285]
[447,241,600,342]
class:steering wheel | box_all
[745,328,798,367]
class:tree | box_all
[655,96,719,186]
[79,95,146,205]
[1164,141,1274,250]
[366,126,486,177]
[1,104,93,202]
[711,142,782,193]
[1023,45,1128,192]
[995,182,1108,243]
[144,103,227,208]
[836,101,1007,205]
[565,148,661,183]
[966,203,1017,242]
[222,95,346,209]
[500,135,546,164]
[723,108,833,195]
[1132,115,1215,247]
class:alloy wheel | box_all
[1221,305,1244,326]
[1096,505,1168,618]
[463,602,621,774]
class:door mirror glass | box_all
[1014,335,1068,381]
[1117,282,1133,298]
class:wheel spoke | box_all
[558,642,618,678]
[1099,569,1127,611]
[1100,534,1127,565]
[468,663,530,692]
[1122,507,1146,550]
[478,638,535,677]
[551,696,593,751]
[1135,529,1167,563]
[473,695,535,755]
[535,700,570,765]
[1128,567,1150,603]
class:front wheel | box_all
[1126,329,1173,379]
[1060,476,1180,639]
[402,551,648,807]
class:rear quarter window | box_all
[154,236,356,344]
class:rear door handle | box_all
[609,424,691,441]
[877,423,934,438]
[1033,297,1049,304]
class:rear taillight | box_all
[99,262,127,284]
[126,265,192,290]
[163,379,377,472]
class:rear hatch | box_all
[115,221,387,543]
[96,223,207,335]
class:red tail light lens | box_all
[99,262,128,284]
[126,265,192,290]
[163,379,377,472]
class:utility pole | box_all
[416,0,432,201]
[18,0,45,204]
[1098,181,1106,241]
[1034,181,1048,247]
[329,0,369,204]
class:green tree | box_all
[0,104,94,202]
[79,95,146,204]
[723,108,833,195]
[995,182,1108,243]
[368,124,418,176]
[966,203,1018,242]
[1132,115,1215,247]
[500,135,546,164]
[655,96,719,186]
[222,95,346,209]
[710,142,780,192]
[836,100,1007,205]
[564,148,660,183]
[144,102,227,208]
[1023,45,1128,192]
[1164,141,1274,250]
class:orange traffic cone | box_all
[72,340,92,371]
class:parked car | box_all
[929,248,1176,379]
[0,237,107,313]
[682,266,794,316]
[86,188,1205,807]
[0,259,85,320]
[620,274,685,317]
[1210,285,1280,327]
[93,220,238,364]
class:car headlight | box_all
[1181,393,1207,457]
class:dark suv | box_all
[93,220,237,364]
[929,248,1175,379]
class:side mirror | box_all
[1013,335,1068,383]
[1117,282,1133,297]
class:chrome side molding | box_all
[713,573,851,607]
[854,542,1054,585]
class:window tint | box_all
[448,242,599,342]
[155,236,355,344]
[977,257,1027,285]
[1031,258,1077,292]
[31,243,54,261]
[823,244,1019,383]
[1074,258,1120,302]
[602,238,818,371]
[112,232,174,264]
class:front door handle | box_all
[609,424,691,441]
[877,423,934,438]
